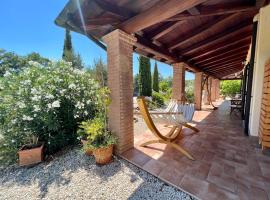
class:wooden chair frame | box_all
[137,96,196,160]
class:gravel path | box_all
[0,148,195,200]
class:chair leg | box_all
[140,139,195,161]
[182,123,199,133]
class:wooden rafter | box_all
[168,14,241,50]
[195,46,249,65]
[188,35,251,62]
[198,51,248,66]
[135,34,179,63]
[181,20,253,55]
[92,0,133,19]
[119,0,208,33]
[150,21,186,40]
[166,4,257,21]
[203,59,245,70]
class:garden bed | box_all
[0,148,195,200]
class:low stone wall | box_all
[259,58,270,149]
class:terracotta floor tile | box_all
[142,159,166,176]
[123,100,270,200]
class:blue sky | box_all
[0,0,194,79]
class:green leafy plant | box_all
[151,91,165,108]
[220,80,241,97]
[0,60,108,165]
[77,117,116,150]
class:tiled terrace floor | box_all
[122,100,270,200]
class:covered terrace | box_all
[55,0,270,199]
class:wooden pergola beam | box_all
[198,51,248,67]
[203,59,245,70]
[119,0,208,33]
[150,21,186,40]
[166,4,257,21]
[188,35,251,62]
[168,14,240,50]
[206,63,243,73]
[92,0,133,19]
[181,20,253,55]
[135,34,179,63]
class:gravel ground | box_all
[0,148,195,200]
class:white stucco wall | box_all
[249,5,270,136]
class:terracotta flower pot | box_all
[93,145,113,165]
[18,143,44,166]
[81,139,92,156]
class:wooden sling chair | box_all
[137,96,195,160]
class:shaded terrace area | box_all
[123,100,270,199]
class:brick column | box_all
[195,72,203,110]
[211,78,216,102]
[103,29,136,154]
[172,62,185,102]
[215,79,220,100]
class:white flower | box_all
[11,119,17,124]
[21,80,31,85]
[47,103,52,109]
[31,95,41,101]
[74,115,79,119]
[84,111,88,115]
[75,102,84,109]
[17,102,26,109]
[68,83,76,89]
[3,71,11,77]
[86,100,91,104]
[22,115,33,121]
[33,105,40,112]
[45,94,54,99]
[11,139,15,143]
[51,100,60,108]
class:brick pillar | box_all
[172,62,185,102]
[195,72,203,110]
[211,78,216,102]
[103,29,136,154]
[215,79,220,100]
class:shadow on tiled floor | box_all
[122,100,270,200]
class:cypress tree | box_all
[138,55,152,96]
[152,61,159,92]
[62,29,73,62]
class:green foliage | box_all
[138,56,152,96]
[220,80,241,97]
[0,49,49,76]
[185,80,194,103]
[159,77,172,102]
[62,29,84,69]
[133,73,139,95]
[152,62,159,92]
[77,117,116,149]
[0,60,108,165]
[88,58,107,86]
[151,91,165,108]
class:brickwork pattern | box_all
[259,59,270,149]
[172,63,185,102]
[103,29,136,153]
[195,72,203,110]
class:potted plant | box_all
[78,117,116,165]
[77,128,92,156]
[18,135,44,166]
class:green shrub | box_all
[77,117,116,150]
[220,80,241,97]
[0,60,108,165]
[151,91,165,108]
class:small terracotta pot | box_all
[18,143,44,166]
[81,139,92,156]
[93,145,113,165]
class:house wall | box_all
[249,5,270,136]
